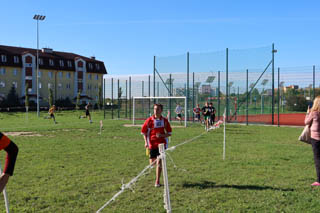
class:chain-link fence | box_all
[103,44,319,126]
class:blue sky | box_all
[1,0,320,75]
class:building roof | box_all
[0,45,107,74]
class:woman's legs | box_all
[311,139,320,183]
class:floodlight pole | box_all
[33,14,46,117]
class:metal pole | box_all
[148,75,151,116]
[36,19,40,117]
[272,43,275,125]
[192,72,195,122]
[126,79,128,118]
[278,67,280,127]
[226,48,229,121]
[111,78,113,119]
[218,71,220,121]
[153,56,156,103]
[129,77,131,120]
[246,69,248,126]
[103,78,106,119]
[142,80,144,117]
[187,52,189,122]
[169,74,172,121]
[313,65,316,101]
[118,79,120,119]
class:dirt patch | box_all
[4,132,43,137]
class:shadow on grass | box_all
[182,181,293,191]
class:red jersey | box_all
[141,115,172,149]
[193,107,201,114]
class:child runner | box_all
[209,102,216,126]
[141,104,172,187]
[202,102,210,131]
[175,103,182,125]
[48,105,57,124]
[79,102,92,123]
[193,104,202,123]
[0,132,18,192]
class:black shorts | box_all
[149,148,160,159]
[86,110,90,116]
[50,114,55,118]
[177,114,182,118]
[196,114,200,120]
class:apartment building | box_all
[0,45,107,105]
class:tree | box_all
[48,88,53,107]
[76,91,81,110]
[25,83,29,112]
[6,85,20,107]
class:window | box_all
[14,56,19,63]
[59,60,64,67]
[13,69,18,76]
[58,83,62,88]
[0,68,6,75]
[38,71,42,78]
[88,63,93,69]
[0,81,5,88]
[12,82,18,88]
[58,72,63,78]
[88,74,92,80]
[39,58,43,65]
[1,55,7,62]
[67,61,72,68]
[88,84,92,90]
[95,74,99,80]
[67,72,71,79]
[48,83,52,89]
[49,59,54,66]
[48,71,53,78]
[66,83,71,89]
[39,82,42,89]
[96,63,100,70]
[28,88,32,93]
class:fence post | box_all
[169,74,172,121]
[313,65,315,101]
[148,75,151,116]
[246,69,248,126]
[111,78,114,119]
[129,77,132,120]
[153,56,156,103]
[126,79,128,118]
[142,80,144,117]
[192,72,195,122]
[103,78,106,119]
[226,48,229,121]
[278,67,280,127]
[272,43,275,125]
[187,52,190,122]
[118,79,120,119]
[218,71,220,121]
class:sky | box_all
[1,0,320,76]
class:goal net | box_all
[133,96,187,127]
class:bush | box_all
[286,95,308,112]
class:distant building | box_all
[283,85,299,93]
[0,45,107,105]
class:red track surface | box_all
[229,113,306,126]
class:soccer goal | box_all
[133,96,187,127]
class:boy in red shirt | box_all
[141,104,172,187]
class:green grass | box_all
[0,111,318,212]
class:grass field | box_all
[0,111,318,212]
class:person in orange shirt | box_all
[141,104,172,187]
[48,105,57,124]
[0,132,18,192]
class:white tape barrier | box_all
[97,122,223,212]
